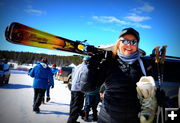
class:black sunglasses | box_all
[119,38,138,46]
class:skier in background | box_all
[29,57,54,113]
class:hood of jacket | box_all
[39,62,48,68]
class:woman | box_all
[82,28,151,123]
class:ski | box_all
[5,22,148,57]
[5,22,104,56]
[5,22,149,58]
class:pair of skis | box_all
[5,22,104,56]
[5,22,148,59]
[5,22,147,58]
[153,45,167,123]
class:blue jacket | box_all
[51,68,59,75]
[29,61,54,89]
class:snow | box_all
[8,62,35,70]
[0,72,98,123]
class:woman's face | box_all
[118,34,138,56]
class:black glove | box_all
[51,85,54,88]
[88,51,112,67]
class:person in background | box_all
[29,57,54,113]
[99,84,105,101]
[81,27,154,123]
[51,64,59,78]
[67,56,90,123]
[45,64,58,102]
[83,88,100,121]
[28,68,32,75]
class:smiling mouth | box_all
[125,48,132,52]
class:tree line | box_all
[0,50,83,67]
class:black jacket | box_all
[81,56,151,113]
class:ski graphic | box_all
[5,22,103,56]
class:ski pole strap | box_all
[138,58,147,76]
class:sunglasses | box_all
[119,38,138,46]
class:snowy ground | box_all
[0,72,98,123]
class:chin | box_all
[124,52,132,56]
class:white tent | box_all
[68,63,76,68]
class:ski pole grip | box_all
[161,45,167,64]
[155,46,160,63]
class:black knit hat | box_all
[119,27,140,42]
[41,57,48,63]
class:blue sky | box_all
[0,0,180,57]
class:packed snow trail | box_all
[0,73,98,123]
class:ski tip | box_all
[4,22,19,42]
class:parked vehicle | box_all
[144,55,180,122]
[146,56,180,108]
[57,66,74,83]
[0,61,10,85]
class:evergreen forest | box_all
[0,50,83,67]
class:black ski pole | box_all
[154,46,161,88]
[154,46,164,123]
[160,45,167,83]
[159,45,167,123]
[155,45,167,123]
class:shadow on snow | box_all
[0,84,32,89]
[39,109,70,115]
[45,101,70,106]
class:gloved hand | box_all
[88,51,112,67]
[51,85,54,88]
